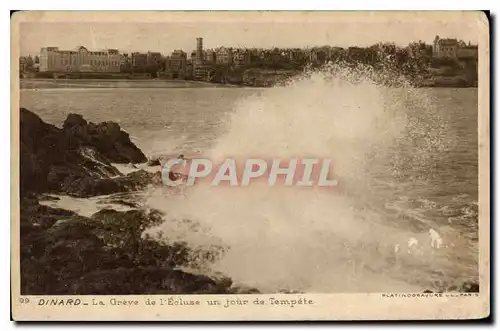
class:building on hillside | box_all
[19,56,33,72]
[39,46,120,72]
[167,50,187,79]
[203,50,216,64]
[433,35,479,59]
[120,53,132,72]
[433,36,459,58]
[233,49,251,67]
[215,47,233,65]
[131,52,148,71]
[190,51,197,64]
[147,52,163,67]
[120,53,130,66]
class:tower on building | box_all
[196,37,203,65]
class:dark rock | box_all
[39,194,60,201]
[147,157,161,167]
[461,281,479,293]
[62,113,87,129]
[126,169,162,186]
[62,170,161,198]
[107,199,141,208]
[69,267,230,295]
[62,115,147,164]
[20,108,150,197]
[20,108,67,194]
[20,108,122,195]
[423,280,480,294]
[61,176,123,197]
[90,208,164,240]
[20,204,235,295]
[20,198,77,237]
[19,108,238,295]
[230,286,261,294]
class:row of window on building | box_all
[57,58,120,66]
[38,46,121,72]
[432,36,478,59]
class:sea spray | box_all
[144,64,476,293]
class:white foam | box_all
[39,194,138,217]
[111,163,162,175]
[144,66,438,293]
[429,228,444,249]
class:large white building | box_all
[433,36,459,58]
[39,46,121,72]
[433,35,478,59]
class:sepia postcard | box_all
[11,10,490,321]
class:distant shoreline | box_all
[20,78,477,90]
[20,78,241,89]
[20,77,477,89]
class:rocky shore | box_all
[19,108,256,295]
[18,108,478,295]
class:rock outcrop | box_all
[20,108,149,197]
[60,169,162,198]
[62,113,147,164]
[19,108,249,295]
[20,199,238,295]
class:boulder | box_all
[20,108,150,197]
[62,113,87,129]
[61,114,147,164]
[147,157,162,167]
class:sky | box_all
[17,11,485,56]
